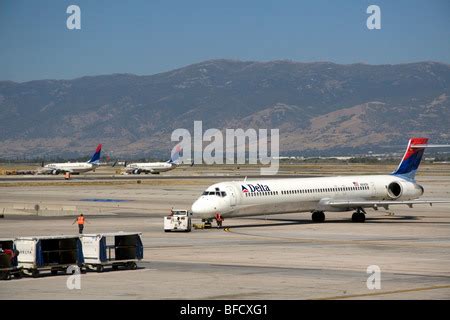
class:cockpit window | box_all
[202,190,227,197]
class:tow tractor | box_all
[164,209,192,232]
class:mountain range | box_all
[1,59,449,159]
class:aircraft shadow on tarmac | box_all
[221,215,450,229]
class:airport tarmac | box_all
[0,165,449,299]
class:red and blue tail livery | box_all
[88,144,102,164]
[168,144,183,164]
[392,138,428,180]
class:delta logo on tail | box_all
[241,184,271,193]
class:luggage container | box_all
[15,235,84,277]
[80,232,143,272]
[0,239,22,280]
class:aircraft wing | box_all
[327,199,450,210]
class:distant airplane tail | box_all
[87,144,102,164]
[392,138,428,180]
[168,145,182,164]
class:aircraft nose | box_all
[191,199,214,218]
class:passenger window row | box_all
[245,191,279,197]
[281,186,369,195]
[244,186,370,197]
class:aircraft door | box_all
[370,182,377,197]
[226,187,237,207]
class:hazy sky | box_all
[1,0,449,82]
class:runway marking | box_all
[315,284,450,300]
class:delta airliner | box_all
[191,138,449,223]
[39,144,102,175]
[124,146,183,174]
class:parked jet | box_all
[39,144,102,175]
[191,138,450,223]
[125,146,182,174]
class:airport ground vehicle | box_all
[80,232,143,272]
[164,209,192,232]
[0,239,22,280]
[14,235,84,277]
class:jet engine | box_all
[387,181,424,200]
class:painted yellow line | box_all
[315,284,450,300]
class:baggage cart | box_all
[80,232,143,272]
[15,235,84,277]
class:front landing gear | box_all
[202,219,212,229]
[352,208,366,223]
[311,211,325,223]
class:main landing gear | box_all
[311,211,325,223]
[352,208,366,223]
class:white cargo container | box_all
[80,232,143,272]
[164,209,192,232]
[15,235,84,277]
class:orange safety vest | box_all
[77,216,85,225]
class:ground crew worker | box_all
[3,248,14,262]
[72,213,86,234]
[215,213,223,229]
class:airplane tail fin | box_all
[392,138,428,180]
[167,145,182,164]
[87,144,102,164]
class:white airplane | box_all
[124,146,183,174]
[191,138,450,223]
[39,144,102,175]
